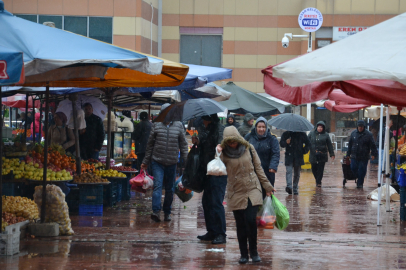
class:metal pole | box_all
[24,94,29,134]
[9,104,12,128]
[307,32,312,53]
[106,90,113,170]
[32,96,36,143]
[15,108,17,129]
[385,106,391,212]
[378,104,383,186]
[0,87,3,233]
[39,99,43,142]
[392,109,401,183]
[69,94,81,175]
[41,85,50,223]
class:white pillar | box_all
[306,103,311,123]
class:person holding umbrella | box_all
[141,103,189,222]
[192,114,227,244]
[307,121,335,187]
[268,114,313,195]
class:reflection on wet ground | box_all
[2,152,406,269]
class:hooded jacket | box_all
[346,125,378,160]
[220,126,274,211]
[133,118,152,154]
[80,114,105,159]
[244,117,280,172]
[280,131,311,166]
[142,121,189,166]
[237,113,255,138]
[307,121,335,163]
[225,114,240,128]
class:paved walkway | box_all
[1,151,405,269]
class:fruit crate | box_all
[78,216,103,227]
[117,183,122,202]
[79,204,103,216]
[120,178,131,201]
[80,185,103,205]
[66,188,80,213]
[103,181,117,207]
[0,232,20,256]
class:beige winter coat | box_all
[220,126,274,211]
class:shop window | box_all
[89,17,113,44]
[39,15,62,29]
[15,14,37,23]
[64,16,87,37]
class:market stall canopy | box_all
[130,64,232,93]
[0,2,189,88]
[2,94,39,108]
[181,82,232,101]
[272,13,406,87]
[365,106,406,118]
[0,44,24,85]
[219,82,285,115]
[257,93,291,107]
[324,100,369,113]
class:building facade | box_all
[4,0,406,94]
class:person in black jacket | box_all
[226,114,240,128]
[193,114,227,245]
[308,121,335,187]
[346,120,378,188]
[280,131,311,195]
[133,111,152,170]
[80,103,105,160]
[245,116,280,198]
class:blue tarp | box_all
[0,3,162,76]
[0,45,24,86]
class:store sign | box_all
[0,60,9,79]
[333,27,368,41]
[298,8,323,32]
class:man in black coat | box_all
[81,103,105,160]
[346,120,378,188]
[226,114,240,128]
[280,131,311,195]
[133,111,152,170]
[245,116,279,196]
[193,114,227,245]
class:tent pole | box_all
[377,104,384,226]
[392,109,401,183]
[385,106,392,212]
[24,94,29,134]
[15,108,17,129]
[41,85,51,223]
[32,96,36,143]
[106,89,113,170]
[39,98,43,142]
[0,87,3,233]
[69,94,81,175]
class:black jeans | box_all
[233,199,259,257]
[311,162,326,185]
[202,175,227,237]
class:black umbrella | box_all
[154,98,227,122]
[267,113,314,132]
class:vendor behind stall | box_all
[47,112,75,151]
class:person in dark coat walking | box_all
[226,114,240,128]
[133,111,152,170]
[308,121,335,187]
[80,103,105,160]
[238,113,255,138]
[245,117,280,197]
[280,131,311,195]
[346,120,378,188]
[192,114,227,245]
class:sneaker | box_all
[151,212,161,222]
[238,256,249,264]
[285,187,292,194]
[251,255,261,263]
[211,234,226,244]
[164,213,171,221]
[197,233,215,241]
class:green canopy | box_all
[219,82,286,116]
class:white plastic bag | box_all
[207,149,227,176]
[142,172,154,190]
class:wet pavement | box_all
[2,151,406,269]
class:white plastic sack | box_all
[142,173,154,190]
[367,185,398,201]
[207,149,227,176]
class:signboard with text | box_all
[333,27,368,41]
[298,8,323,32]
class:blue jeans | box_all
[202,175,227,237]
[350,159,368,186]
[151,161,177,214]
[286,165,301,193]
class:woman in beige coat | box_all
[217,126,274,264]
[47,112,75,151]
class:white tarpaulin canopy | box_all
[273,13,406,87]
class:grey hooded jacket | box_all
[142,121,189,166]
[238,113,255,138]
